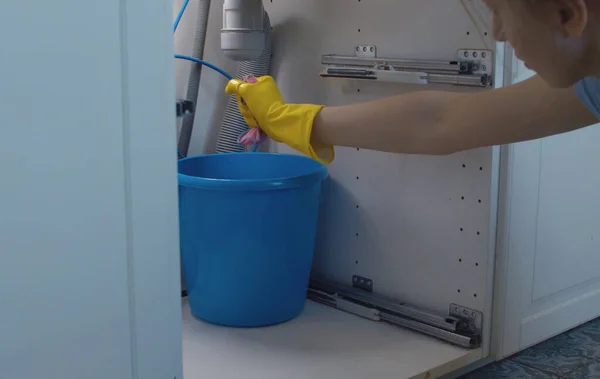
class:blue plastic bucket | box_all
[178,152,328,327]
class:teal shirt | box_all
[575,77,600,119]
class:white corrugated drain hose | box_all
[216,11,273,153]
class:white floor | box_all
[182,298,482,379]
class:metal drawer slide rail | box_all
[308,279,483,349]
[320,47,494,88]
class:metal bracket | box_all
[176,100,194,118]
[352,275,373,292]
[450,303,483,335]
[308,279,482,349]
[355,45,377,58]
[457,49,493,76]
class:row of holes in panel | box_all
[351,156,485,299]
[459,161,484,299]
[353,0,490,39]
[350,5,489,299]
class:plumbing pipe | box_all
[221,0,265,62]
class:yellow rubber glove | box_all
[225,75,334,165]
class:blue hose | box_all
[174,54,233,81]
[173,0,232,80]
[173,0,190,33]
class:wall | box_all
[263,0,499,321]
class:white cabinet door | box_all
[493,53,600,359]
[0,1,182,378]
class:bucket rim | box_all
[177,152,328,191]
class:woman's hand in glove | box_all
[225,75,334,164]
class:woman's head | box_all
[484,0,600,87]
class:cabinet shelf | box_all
[182,298,483,379]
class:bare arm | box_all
[311,75,598,155]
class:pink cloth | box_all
[237,75,268,148]
[238,127,264,146]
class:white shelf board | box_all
[182,298,482,379]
